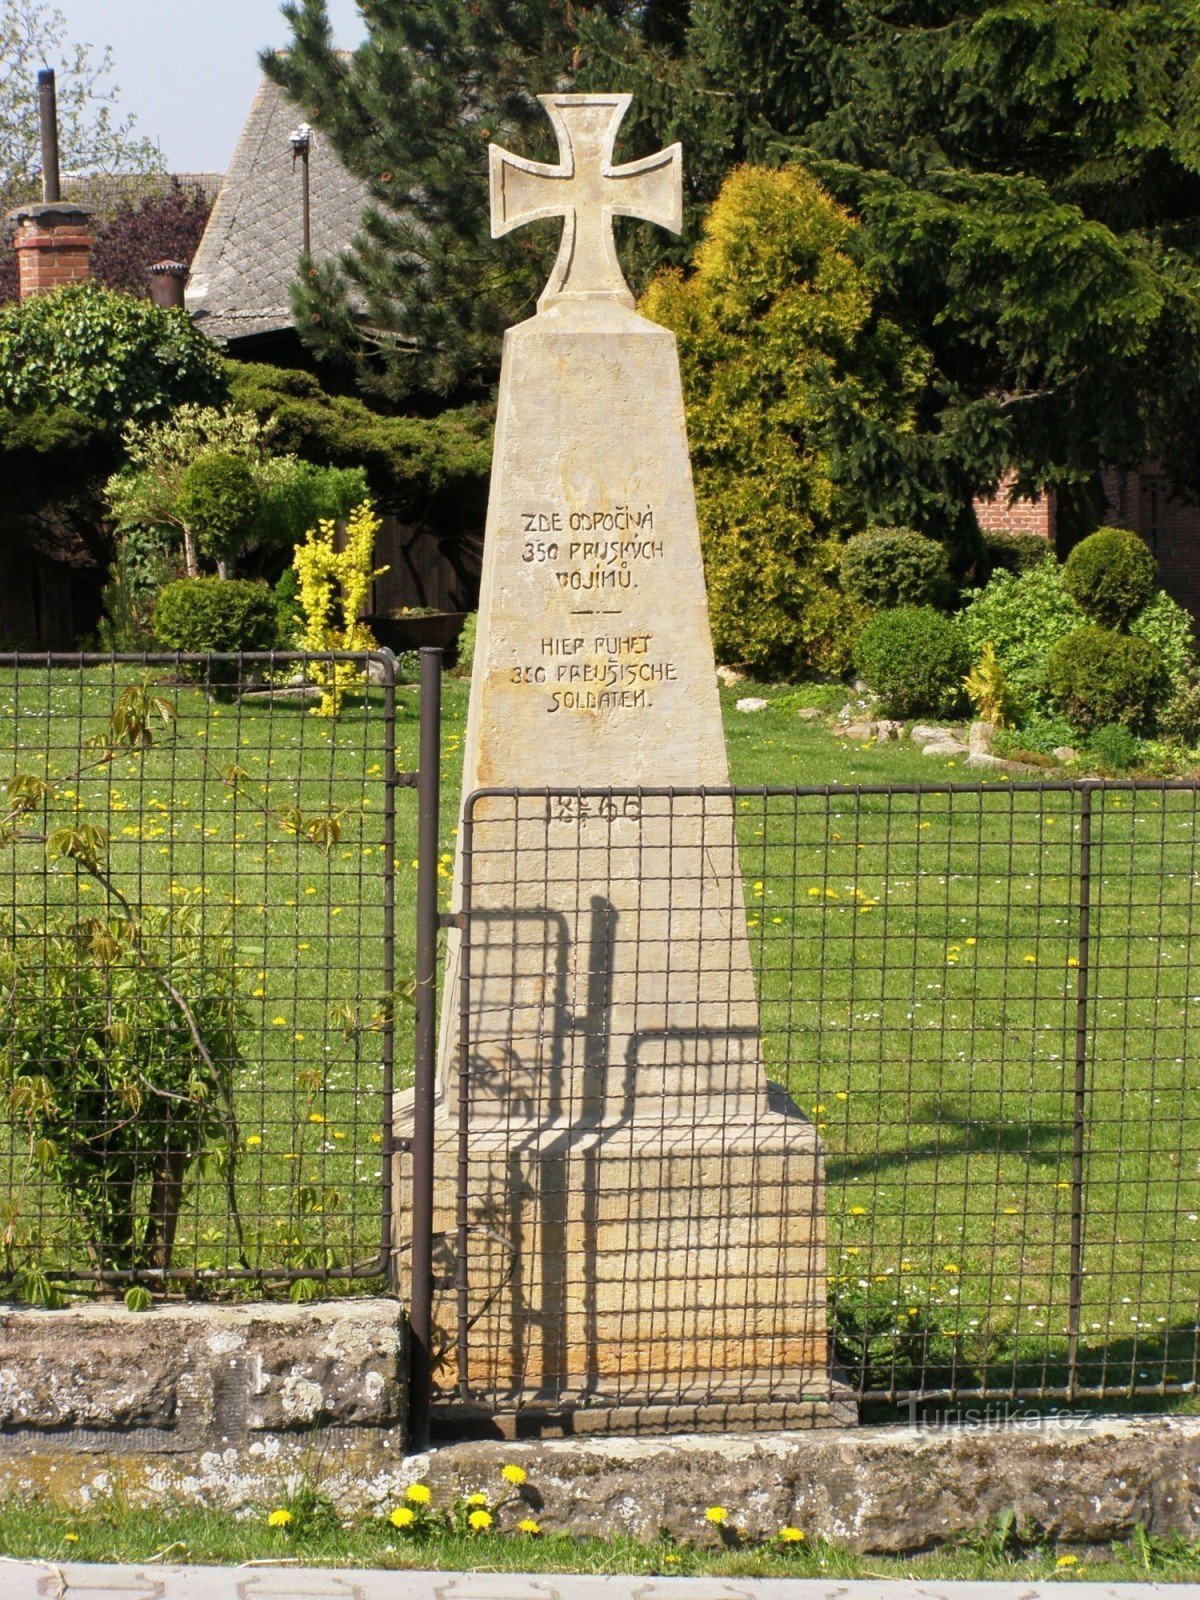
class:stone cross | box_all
[489,93,682,310]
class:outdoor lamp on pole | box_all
[289,123,312,255]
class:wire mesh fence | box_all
[0,654,404,1292]
[439,782,1200,1420]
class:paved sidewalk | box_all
[1,1567,1196,1600]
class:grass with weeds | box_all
[4,1496,1200,1581]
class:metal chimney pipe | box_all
[38,69,61,203]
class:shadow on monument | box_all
[438,893,829,1436]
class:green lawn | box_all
[0,665,1197,1408]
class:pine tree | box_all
[271,0,1200,519]
[266,0,704,402]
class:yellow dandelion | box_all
[267,1508,293,1528]
[779,1526,806,1543]
[501,1463,528,1485]
[465,1492,488,1507]
[517,1518,541,1535]
[704,1506,728,1525]
[405,1483,432,1506]
[468,1509,493,1531]
[849,1205,868,1216]
[64,1532,79,1543]
[943,1262,959,1273]
[1023,953,1037,964]
[245,1134,262,1148]
[1056,1554,1079,1568]
[389,1506,416,1529]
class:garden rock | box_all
[735,696,769,713]
[966,751,1039,774]
[969,720,995,755]
[1053,745,1078,763]
[910,724,961,744]
[716,665,745,687]
[844,721,878,741]
[875,720,904,742]
[796,707,823,721]
[923,739,968,757]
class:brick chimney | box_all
[7,71,95,300]
[8,201,95,299]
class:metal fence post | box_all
[408,648,442,1451]
[1067,782,1094,1395]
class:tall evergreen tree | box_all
[272,0,1200,530]
[266,1,703,401]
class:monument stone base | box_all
[394,1084,844,1432]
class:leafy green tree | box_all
[734,0,1200,509]
[174,454,261,576]
[642,165,928,678]
[0,0,162,210]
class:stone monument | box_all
[397,93,833,1430]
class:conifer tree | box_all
[266,1,701,402]
[271,0,1200,523]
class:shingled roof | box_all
[187,73,367,347]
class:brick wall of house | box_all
[1099,466,1200,624]
[973,471,1055,540]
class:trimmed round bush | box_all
[1063,527,1156,628]
[175,452,261,567]
[1046,626,1165,733]
[840,528,952,610]
[852,606,969,718]
[153,578,279,655]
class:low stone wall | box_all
[408,1419,1200,1553]
[0,1299,407,1503]
[3,1309,1199,1554]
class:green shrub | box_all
[175,452,261,569]
[1063,526,1156,627]
[1160,676,1200,745]
[1086,723,1141,771]
[256,460,369,552]
[642,166,927,679]
[451,611,477,678]
[981,530,1054,578]
[0,906,243,1272]
[1129,588,1196,693]
[0,283,224,426]
[1046,626,1166,733]
[840,527,952,610]
[152,578,279,655]
[959,561,1083,716]
[853,606,969,717]
[272,568,303,649]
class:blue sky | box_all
[60,1,366,173]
